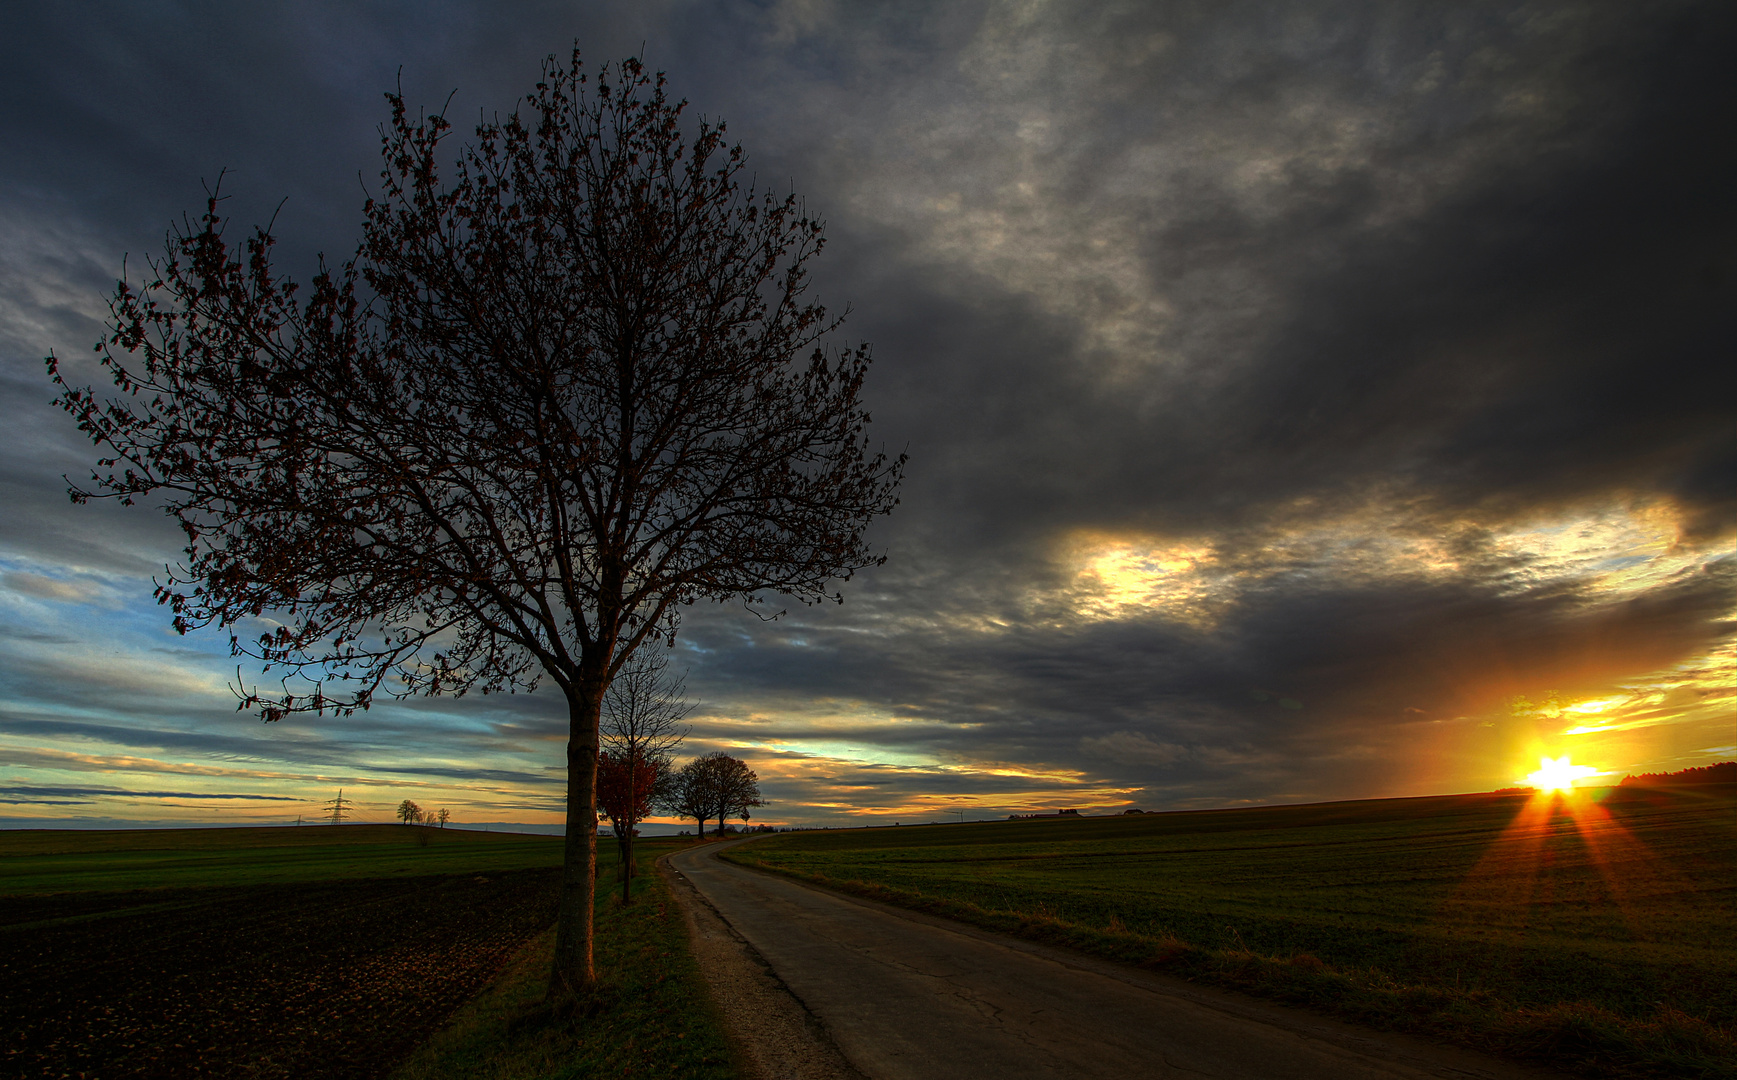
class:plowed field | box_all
[2,868,558,1080]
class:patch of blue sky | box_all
[1588,553,1657,573]
[754,739,941,769]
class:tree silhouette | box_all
[671,752,763,837]
[397,799,423,824]
[599,649,688,899]
[49,50,901,996]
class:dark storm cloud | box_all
[3,2,1732,818]
[1157,37,1737,537]
[1,2,680,575]
[817,1,1737,549]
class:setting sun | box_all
[1521,755,1600,793]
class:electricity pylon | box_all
[323,788,354,824]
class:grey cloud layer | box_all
[2,1,1731,818]
[0,784,299,804]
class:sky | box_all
[1,1,1732,830]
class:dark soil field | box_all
[0,826,571,1080]
[733,785,1737,1078]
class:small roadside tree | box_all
[48,51,902,997]
[599,650,688,896]
[597,749,665,898]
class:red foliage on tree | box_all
[599,651,687,902]
[597,750,661,837]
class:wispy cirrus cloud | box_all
[0,783,300,805]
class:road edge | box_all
[659,843,868,1080]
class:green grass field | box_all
[730,786,1737,1079]
[0,823,564,894]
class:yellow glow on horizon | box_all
[1521,756,1600,793]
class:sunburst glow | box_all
[1521,755,1600,793]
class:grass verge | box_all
[391,841,741,1080]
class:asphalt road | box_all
[667,839,1564,1080]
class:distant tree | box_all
[1620,762,1737,787]
[599,650,689,899]
[669,752,763,837]
[437,807,450,828]
[710,755,765,833]
[49,51,902,995]
[669,759,715,840]
[714,755,765,832]
[397,799,422,825]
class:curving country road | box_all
[666,839,1564,1080]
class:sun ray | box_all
[1444,794,1556,936]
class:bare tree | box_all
[709,754,765,833]
[397,799,422,825]
[669,757,716,840]
[437,807,450,828]
[598,749,664,895]
[49,51,901,997]
[600,650,688,897]
[670,752,763,837]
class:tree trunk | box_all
[551,685,601,998]
[613,821,630,901]
[621,821,634,905]
[623,763,639,886]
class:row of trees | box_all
[396,800,450,826]
[598,749,764,838]
[665,751,764,838]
